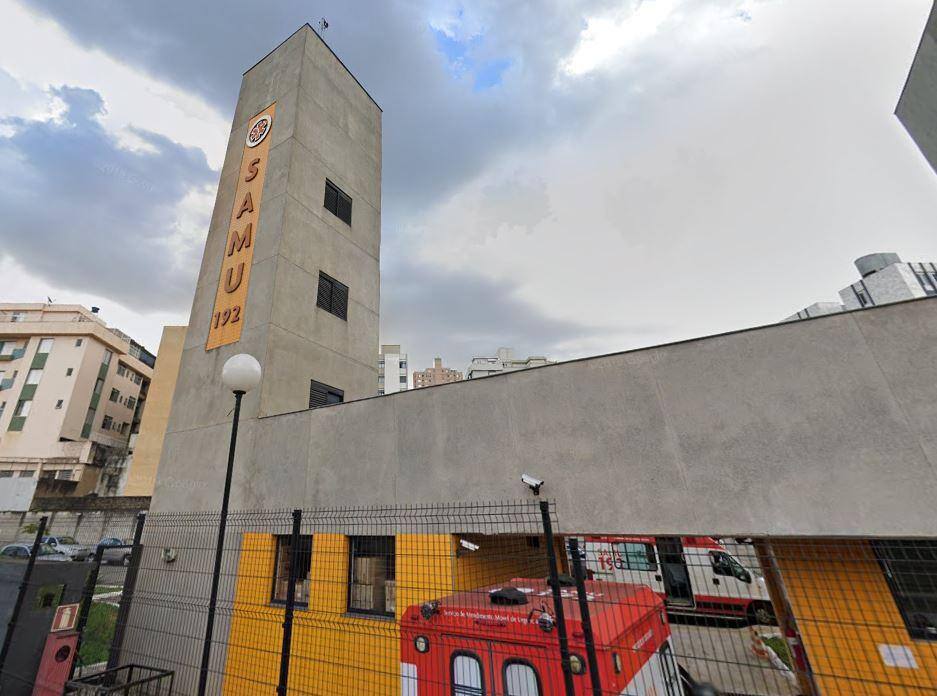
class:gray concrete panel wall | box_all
[154,297,937,538]
[897,0,937,173]
[155,26,381,512]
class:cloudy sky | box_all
[1,0,935,378]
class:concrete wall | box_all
[897,0,937,174]
[0,479,36,512]
[157,25,381,510]
[124,326,186,497]
[153,296,937,537]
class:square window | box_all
[316,272,349,321]
[309,380,343,409]
[25,369,43,385]
[55,400,63,409]
[324,179,352,225]
[75,339,83,347]
[14,400,31,417]
[348,536,395,616]
[66,368,73,377]
[37,338,54,353]
[873,540,937,640]
[271,535,313,605]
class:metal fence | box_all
[1,502,935,695]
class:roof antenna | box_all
[319,18,329,33]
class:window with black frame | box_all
[615,541,657,571]
[873,539,937,640]
[271,534,312,606]
[348,536,395,617]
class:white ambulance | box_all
[581,536,777,625]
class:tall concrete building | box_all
[465,347,554,380]
[151,25,381,512]
[378,344,407,394]
[896,0,937,173]
[0,304,154,507]
[412,357,462,388]
[785,252,937,321]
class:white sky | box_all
[2,0,935,368]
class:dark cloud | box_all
[0,84,215,310]
[22,0,605,222]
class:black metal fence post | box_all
[107,511,146,671]
[568,537,602,696]
[71,544,106,679]
[0,515,48,675]
[539,500,575,696]
[277,509,302,696]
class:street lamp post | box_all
[197,353,262,696]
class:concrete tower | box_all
[151,26,381,511]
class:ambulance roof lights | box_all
[489,587,529,605]
[420,600,439,621]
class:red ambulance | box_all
[400,578,685,695]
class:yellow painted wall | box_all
[774,539,937,695]
[123,326,186,497]
[223,532,558,695]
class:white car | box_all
[0,543,70,562]
[41,535,91,562]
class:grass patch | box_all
[763,635,793,670]
[79,603,118,665]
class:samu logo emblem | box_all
[246,114,272,147]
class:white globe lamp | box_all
[222,353,262,394]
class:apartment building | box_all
[785,252,937,321]
[412,357,462,388]
[465,347,554,380]
[0,304,154,505]
[378,344,408,395]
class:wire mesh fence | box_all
[0,501,935,695]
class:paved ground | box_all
[671,622,799,696]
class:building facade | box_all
[785,252,937,321]
[412,357,462,388]
[465,347,554,380]
[0,304,154,506]
[378,344,407,395]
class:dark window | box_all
[75,339,83,347]
[503,660,541,696]
[65,368,73,377]
[271,534,313,606]
[109,388,120,402]
[102,415,113,430]
[309,380,344,409]
[324,179,352,225]
[873,540,937,640]
[709,551,751,583]
[451,652,484,696]
[347,536,395,616]
[316,272,349,321]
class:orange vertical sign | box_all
[206,103,276,350]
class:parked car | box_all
[96,537,133,566]
[41,535,91,562]
[0,543,70,562]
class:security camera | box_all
[459,539,480,553]
[521,474,544,495]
